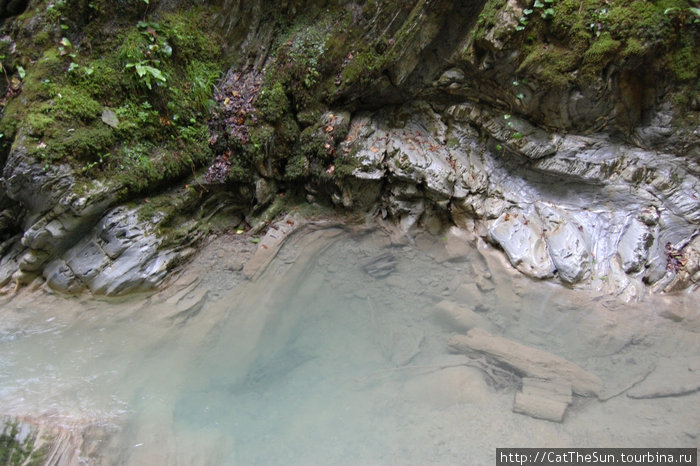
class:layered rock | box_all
[0,0,697,296]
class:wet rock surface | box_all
[0,0,697,297]
[336,102,699,293]
[43,206,191,296]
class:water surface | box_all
[1,226,698,464]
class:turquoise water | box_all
[0,227,698,464]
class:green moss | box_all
[472,0,507,42]
[37,125,115,162]
[518,45,579,87]
[622,37,646,58]
[503,0,698,89]
[296,106,323,127]
[338,50,383,86]
[333,154,361,178]
[41,84,102,123]
[670,43,700,80]
[284,154,310,180]
[582,32,620,72]
[0,5,222,196]
[67,58,124,103]
[25,113,55,136]
[257,81,290,122]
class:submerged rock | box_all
[449,328,604,397]
[513,378,573,423]
[627,357,700,399]
[362,252,397,279]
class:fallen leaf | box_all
[325,125,334,133]
[370,146,379,152]
[101,108,119,128]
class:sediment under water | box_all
[0,225,698,465]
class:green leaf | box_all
[251,238,260,244]
[534,0,544,7]
[523,9,533,15]
[690,7,700,18]
[143,65,167,83]
[17,65,25,79]
[504,114,511,119]
[67,62,79,72]
[60,37,72,48]
[134,63,147,77]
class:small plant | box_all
[125,60,166,90]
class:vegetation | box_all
[0,1,222,197]
[469,0,700,87]
[0,421,44,466]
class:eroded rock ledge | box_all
[0,0,697,296]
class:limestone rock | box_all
[449,328,603,397]
[243,214,302,279]
[537,203,591,283]
[488,210,555,279]
[627,357,700,399]
[44,206,185,296]
[617,218,653,273]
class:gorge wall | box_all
[0,0,698,297]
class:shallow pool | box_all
[1,225,698,465]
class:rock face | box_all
[0,0,698,295]
[43,207,190,296]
